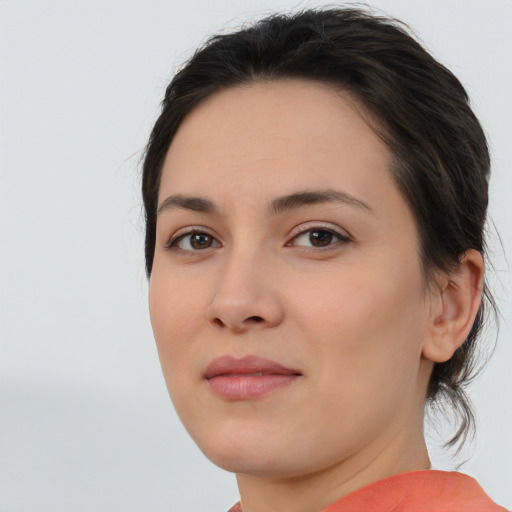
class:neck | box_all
[236,415,431,512]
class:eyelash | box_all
[167,228,220,252]
[287,226,351,251]
[166,225,351,253]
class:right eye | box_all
[168,230,221,251]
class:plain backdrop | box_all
[1,0,511,510]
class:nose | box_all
[206,252,284,333]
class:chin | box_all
[195,434,276,475]
[193,429,332,479]
[207,452,305,479]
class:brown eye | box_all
[170,231,220,251]
[190,233,213,249]
[290,227,349,250]
[309,230,333,247]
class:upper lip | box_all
[204,355,301,379]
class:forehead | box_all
[159,79,397,213]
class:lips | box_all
[204,355,301,400]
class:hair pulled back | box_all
[142,7,495,448]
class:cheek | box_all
[148,270,207,379]
[281,264,428,459]
[292,258,428,393]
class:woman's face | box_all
[149,80,435,478]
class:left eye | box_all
[291,228,346,248]
[170,231,221,251]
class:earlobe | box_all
[422,250,484,363]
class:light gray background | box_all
[1,1,511,511]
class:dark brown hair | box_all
[141,7,495,448]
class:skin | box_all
[148,80,484,512]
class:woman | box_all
[142,7,507,512]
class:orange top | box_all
[228,470,508,512]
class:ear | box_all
[422,250,484,363]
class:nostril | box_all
[208,315,267,330]
[211,318,225,328]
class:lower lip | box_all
[207,374,300,400]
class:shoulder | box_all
[321,470,508,512]
[226,470,508,512]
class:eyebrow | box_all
[157,189,372,216]
[269,189,373,215]
[157,194,218,215]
